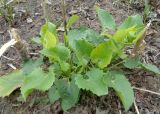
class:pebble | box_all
[27,18,33,23]
[34,13,41,16]
[69,10,78,15]
[157,9,160,14]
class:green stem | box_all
[42,0,48,21]
[78,66,85,74]
[108,60,125,70]
[61,0,68,46]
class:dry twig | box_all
[0,39,17,57]
[0,28,28,61]
[131,21,151,57]
[134,99,140,114]
[7,63,17,70]
[133,87,160,96]
[2,55,15,61]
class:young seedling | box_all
[143,0,151,22]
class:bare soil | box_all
[0,0,160,114]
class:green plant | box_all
[0,7,160,112]
[143,0,151,22]
[0,0,14,25]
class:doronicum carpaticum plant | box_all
[0,7,160,111]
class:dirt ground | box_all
[0,0,160,114]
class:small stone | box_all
[45,0,51,5]
[27,18,33,23]
[35,13,41,16]
[157,9,160,14]
[69,10,78,15]
[57,27,64,32]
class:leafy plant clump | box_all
[0,7,160,111]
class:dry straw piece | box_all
[0,28,28,61]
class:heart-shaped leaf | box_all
[67,15,79,29]
[48,86,60,103]
[105,71,134,111]
[40,44,71,61]
[41,31,57,49]
[55,79,80,111]
[118,15,144,30]
[68,27,103,49]
[21,68,55,100]
[124,56,141,69]
[97,8,116,31]
[40,21,57,37]
[141,63,160,75]
[91,41,113,68]
[74,39,94,65]
[75,68,108,96]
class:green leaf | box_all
[31,37,42,44]
[124,56,141,69]
[75,39,94,65]
[132,26,147,43]
[101,32,113,39]
[91,41,113,68]
[112,26,138,44]
[144,0,150,17]
[40,21,57,37]
[41,31,57,49]
[55,79,80,111]
[114,15,144,44]
[96,8,116,31]
[40,44,71,61]
[48,86,60,103]
[21,68,55,100]
[124,57,160,75]
[118,15,144,30]
[67,15,79,29]
[40,22,57,48]
[141,63,160,75]
[40,45,71,72]
[22,57,43,75]
[75,68,108,96]
[75,40,94,57]
[68,27,88,49]
[49,63,62,76]
[59,61,70,72]
[105,71,134,111]
[0,70,24,97]
[68,27,103,49]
